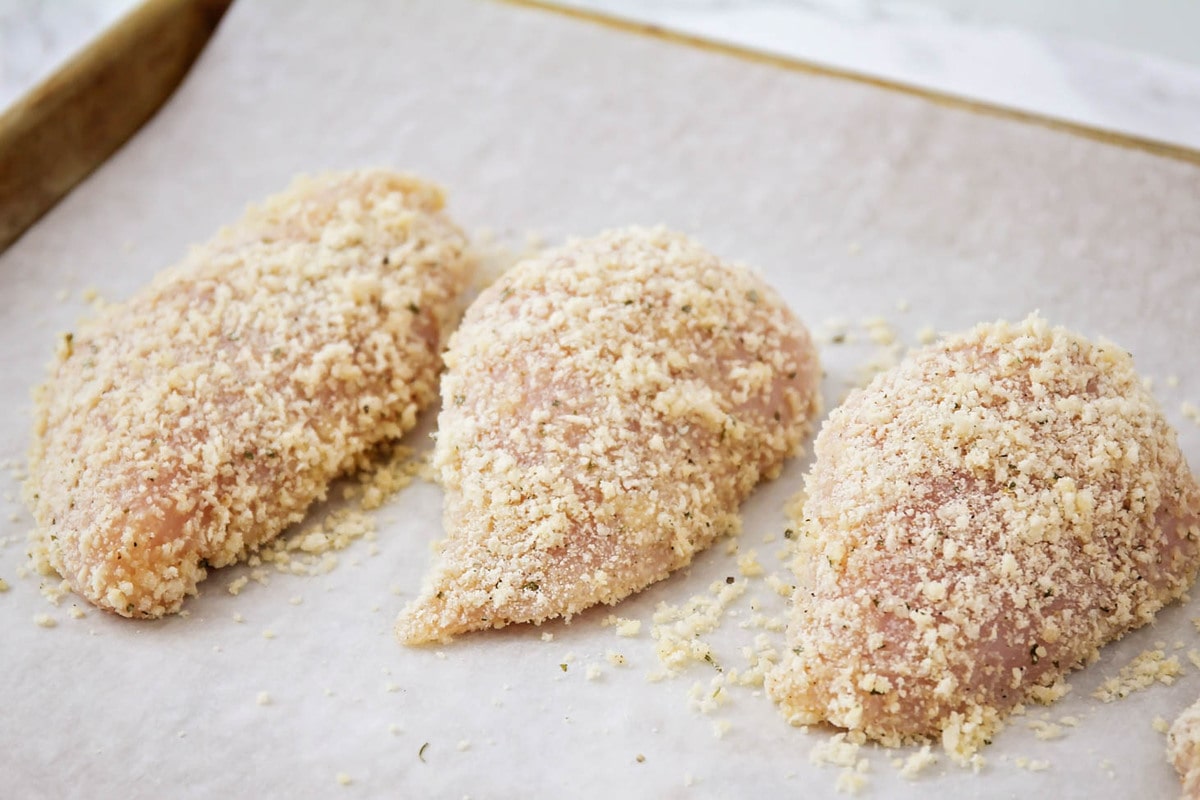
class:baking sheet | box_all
[3,1,1200,797]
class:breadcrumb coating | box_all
[766,315,1200,758]
[396,227,820,643]
[26,170,472,617]
[1170,698,1200,798]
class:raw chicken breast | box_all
[766,315,1200,758]
[396,227,820,644]
[1170,698,1200,799]
[26,170,472,617]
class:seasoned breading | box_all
[1170,698,1200,798]
[396,227,821,644]
[766,315,1200,759]
[26,170,472,617]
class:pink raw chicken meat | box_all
[26,170,472,617]
[767,315,1200,759]
[396,227,821,644]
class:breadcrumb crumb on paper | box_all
[395,227,821,644]
[897,745,936,779]
[767,314,1200,761]
[1093,649,1183,702]
[24,170,473,618]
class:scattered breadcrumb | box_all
[541,632,554,642]
[1014,757,1051,772]
[1093,649,1183,702]
[262,629,276,640]
[1182,402,1200,425]
[650,580,746,678]
[1154,716,1170,734]
[457,739,471,752]
[897,745,936,779]
[736,550,764,578]
[227,576,249,596]
[0,578,8,592]
[809,733,864,769]
[835,770,868,795]
[68,605,85,619]
[586,664,603,681]
[1027,720,1064,740]
[603,615,642,637]
[256,692,271,706]
[335,773,352,786]
[34,613,56,628]
[39,578,71,605]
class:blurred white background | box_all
[1,0,1198,146]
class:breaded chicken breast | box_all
[26,170,472,617]
[396,227,821,644]
[766,315,1200,758]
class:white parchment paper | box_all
[2,1,1199,797]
